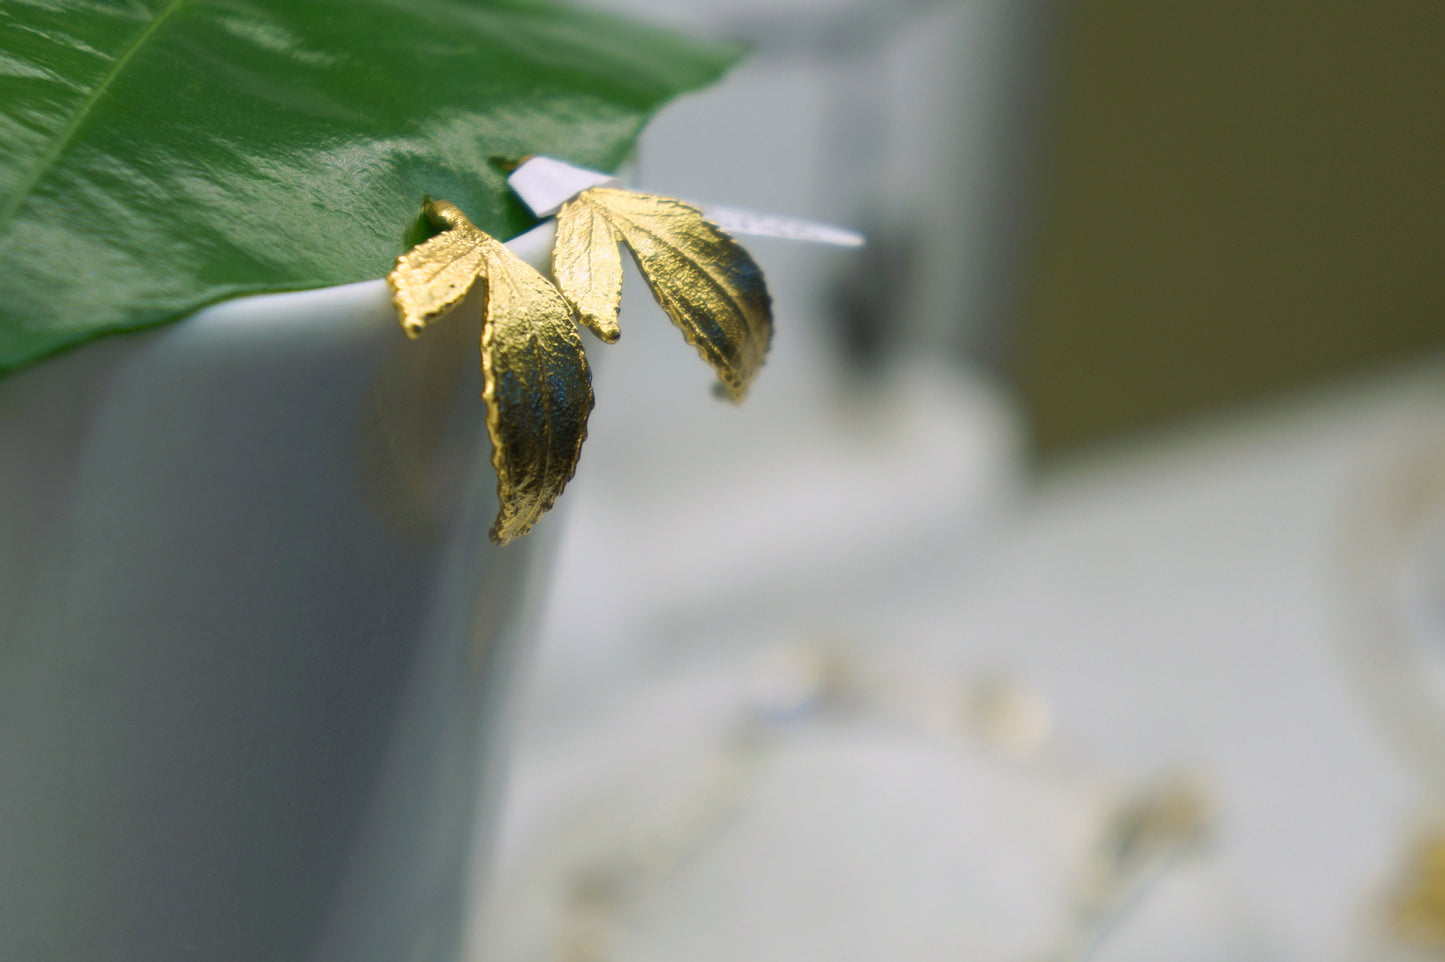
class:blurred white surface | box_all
[468,3,1441,959]
[476,356,1445,962]
[0,227,561,962]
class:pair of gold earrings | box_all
[387,163,773,545]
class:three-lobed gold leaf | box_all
[387,199,592,545]
[388,186,774,544]
[555,187,772,400]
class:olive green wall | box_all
[1015,2,1445,452]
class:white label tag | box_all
[700,204,865,248]
[508,157,864,248]
[508,157,620,218]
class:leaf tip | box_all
[713,378,747,403]
[584,314,622,343]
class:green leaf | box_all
[0,0,740,378]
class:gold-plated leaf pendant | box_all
[388,199,593,545]
[553,187,773,401]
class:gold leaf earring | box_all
[510,158,773,401]
[387,199,592,546]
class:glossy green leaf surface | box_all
[0,0,738,377]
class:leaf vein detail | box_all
[596,202,753,332]
[0,0,187,233]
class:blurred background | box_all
[472,3,1445,960]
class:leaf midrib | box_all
[0,0,187,233]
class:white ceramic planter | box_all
[0,225,560,961]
